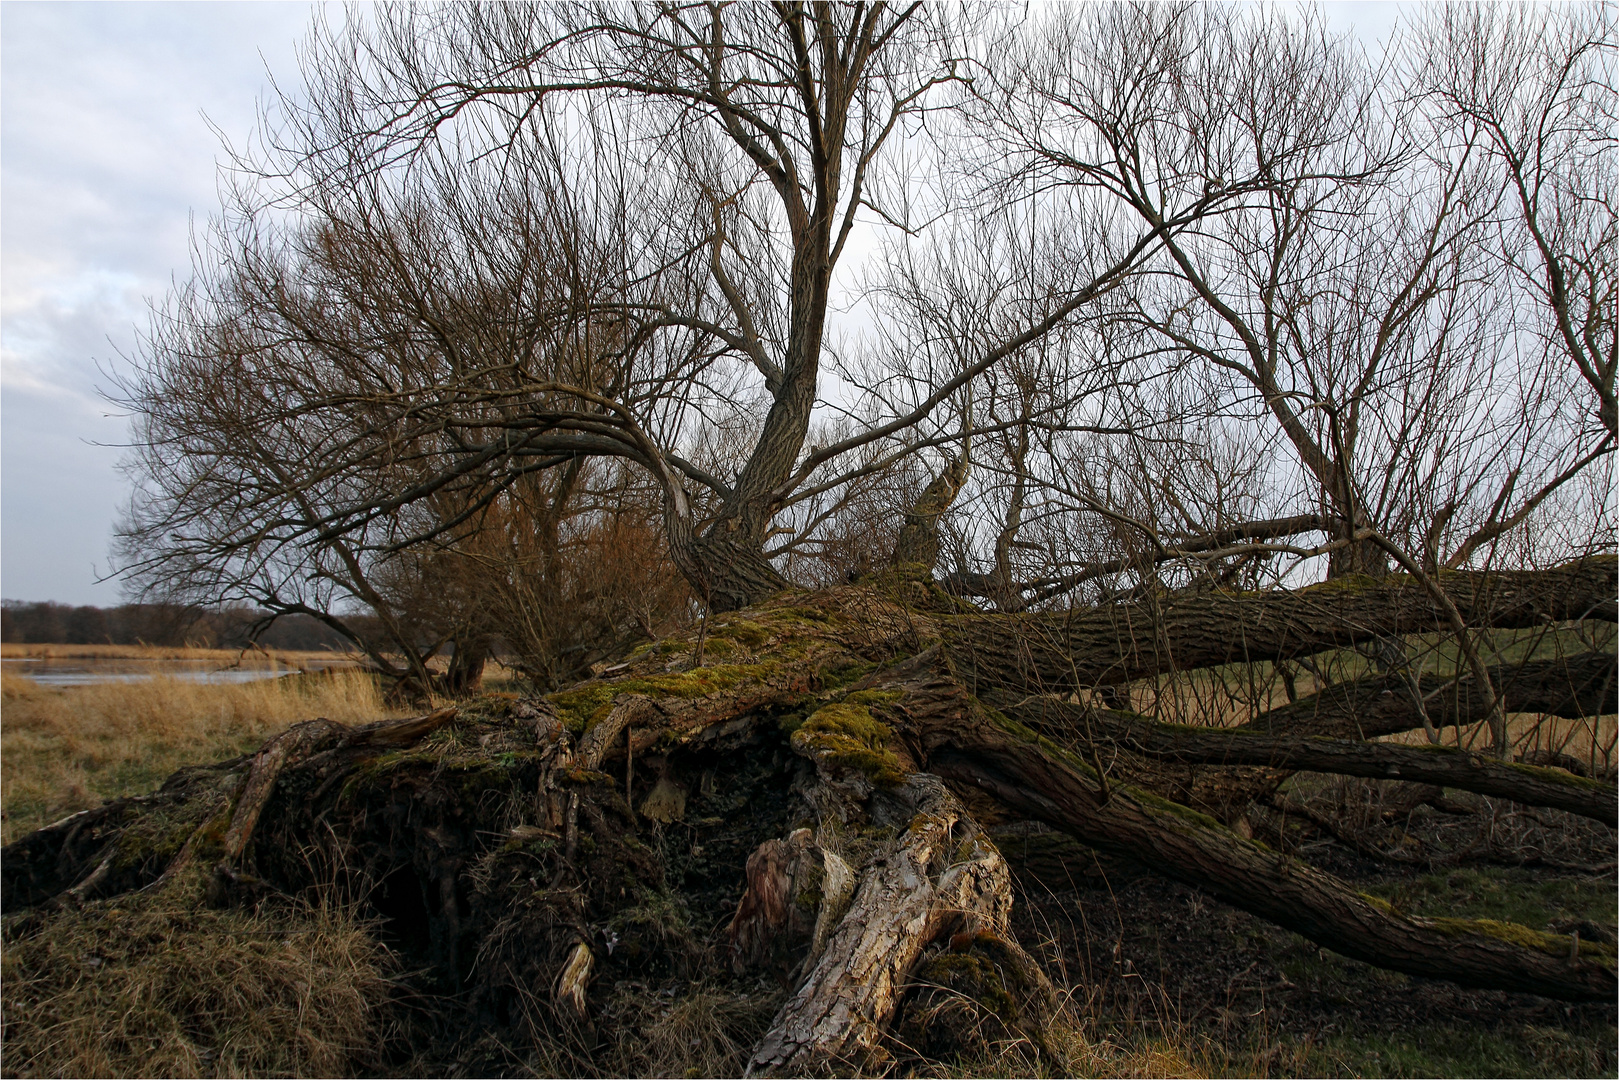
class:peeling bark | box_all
[748,776,1012,1076]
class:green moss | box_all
[548,684,616,733]
[1299,573,1386,597]
[918,953,1016,1019]
[975,696,1260,837]
[1359,891,1402,917]
[548,661,784,732]
[698,637,736,658]
[1424,917,1614,959]
[1356,879,1615,961]
[818,658,877,690]
[779,605,835,624]
[1128,787,1234,832]
[1503,760,1601,788]
[844,689,903,707]
[803,703,890,743]
[565,768,613,785]
[791,703,907,788]
[975,701,1096,778]
[711,619,772,649]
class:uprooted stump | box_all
[3,566,1617,1075]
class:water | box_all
[1,657,360,688]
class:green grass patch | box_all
[1363,867,1617,932]
[1278,1023,1611,1078]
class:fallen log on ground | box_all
[3,565,1614,1074]
[996,695,1617,825]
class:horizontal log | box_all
[1241,650,1616,741]
[999,696,1616,825]
[945,514,1330,606]
[944,556,1617,696]
[885,673,1617,1001]
[346,706,460,747]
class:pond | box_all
[0,657,361,688]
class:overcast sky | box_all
[0,1,1405,607]
[2,2,315,605]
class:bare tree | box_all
[42,9,1614,1077]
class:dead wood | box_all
[747,776,1013,1076]
[219,719,351,866]
[999,696,1617,825]
[885,676,1617,1001]
[3,568,1613,1077]
[727,828,820,975]
[1239,649,1616,740]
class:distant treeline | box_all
[0,600,355,651]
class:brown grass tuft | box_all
[1,894,398,1078]
[1,670,397,844]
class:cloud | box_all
[2,1,315,604]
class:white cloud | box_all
[2,1,315,604]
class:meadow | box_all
[0,667,395,844]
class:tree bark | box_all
[747,776,1013,1076]
[444,634,491,696]
[944,556,1617,696]
[879,674,1615,1001]
[5,569,1613,1078]
[1239,648,1617,740]
[998,695,1616,825]
[890,454,970,575]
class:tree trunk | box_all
[996,694,1615,825]
[747,776,1012,1076]
[4,566,1613,1075]
[444,633,491,696]
[1237,648,1617,739]
[889,454,970,576]
[945,556,1617,696]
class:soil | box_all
[997,810,1618,1078]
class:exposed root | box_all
[747,775,1014,1076]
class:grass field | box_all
[0,668,398,844]
[1,642,362,663]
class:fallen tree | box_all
[4,558,1615,1074]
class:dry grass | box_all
[1385,713,1618,776]
[1,642,361,663]
[923,1011,1208,1079]
[1,893,398,1078]
[1,670,397,844]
